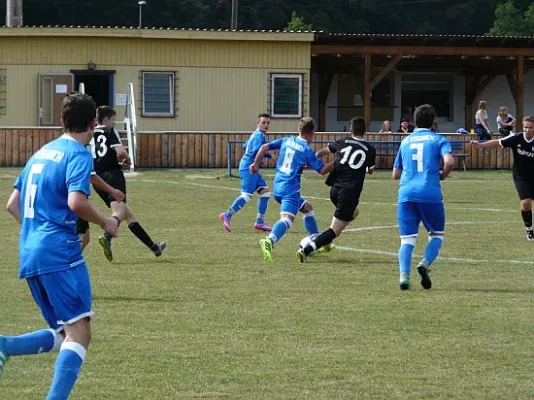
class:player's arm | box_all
[68,192,117,235]
[367,146,376,175]
[470,139,502,149]
[392,148,402,180]
[110,128,131,167]
[250,144,270,173]
[316,141,339,158]
[440,153,455,181]
[6,189,21,224]
[90,174,125,202]
[318,161,334,175]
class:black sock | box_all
[128,221,156,249]
[305,228,337,256]
[521,210,532,229]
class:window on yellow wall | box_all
[142,72,175,117]
[270,74,302,118]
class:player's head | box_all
[298,117,316,143]
[414,104,436,129]
[61,92,96,135]
[97,106,116,127]
[523,116,534,138]
[257,113,271,133]
[349,117,366,137]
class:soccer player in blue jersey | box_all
[219,113,274,232]
[250,117,333,263]
[2,93,119,399]
[393,104,454,290]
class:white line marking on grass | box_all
[344,221,511,233]
[335,246,534,265]
[136,179,517,214]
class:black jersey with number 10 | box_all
[91,126,123,174]
[325,136,376,189]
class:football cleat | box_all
[219,213,231,233]
[417,262,432,290]
[399,273,411,291]
[317,243,336,254]
[153,241,166,257]
[98,235,113,262]
[253,222,272,232]
[526,230,534,241]
[296,249,307,264]
[259,238,273,263]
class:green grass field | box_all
[0,168,533,400]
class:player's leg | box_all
[119,203,166,256]
[0,277,65,377]
[397,202,420,290]
[515,181,534,240]
[41,266,93,399]
[94,177,120,261]
[254,177,272,231]
[300,200,320,236]
[418,203,446,290]
[220,170,255,232]
[259,196,295,262]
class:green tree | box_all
[284,11,313,32]
[488,0,534,35]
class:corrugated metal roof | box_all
[319,32,534,39]
[0,25,316,33]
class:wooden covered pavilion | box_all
[311,33,534,132]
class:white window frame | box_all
[270,73,303,119]
[142,71,175,117]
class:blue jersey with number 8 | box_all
[14,136,93,279]
[394,128,452,203]
[268,136,324,197]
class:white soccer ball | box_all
[299,234,319,256]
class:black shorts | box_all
[330,186,361,222]
[95,169,127,208]
[76,218,89,235]
[514,180,534,200]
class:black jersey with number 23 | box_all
[91,126,123,174]
[325,136,376,189]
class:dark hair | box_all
[258,113,271,119]
[349,116,366,136]
[400,117,410,123]
[414,104,436,129]
[524,116,534,124]
[61,92,96,133]
[298,117,316,135]
[96,106,116,124]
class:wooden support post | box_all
[318,73,333,132]
[364,54,371,130]
[370,54,403,90]
[516,56,524,132]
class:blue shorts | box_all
[397,202,445,237]
[239,169,268,195]
[26,264,94,331]
[274,194,307,217]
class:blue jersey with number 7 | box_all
[14,136,93,279]
[268,136,324,197]
[394,128,452,203]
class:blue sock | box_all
[4,329,62,356]
[303,211,320,235]
[399,240,416,275]
[47,342,86,400]
[424,237,443,265]
[268,219,292,245]
[256,194,270,224]
[224,195,249,219]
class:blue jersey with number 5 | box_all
[268,136,324,197]
[394,128,452,203]
[14,136,93,279]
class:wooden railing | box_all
[0,128,513,170]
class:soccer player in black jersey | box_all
[297,117,376,263]
[472,116,534,240]
[91,106,166,260]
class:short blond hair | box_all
[298,117,316,135]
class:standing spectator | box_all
[379,120,392,133]
[497,106,516,136]
[474,101,493,140]
[397,117,414,134]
